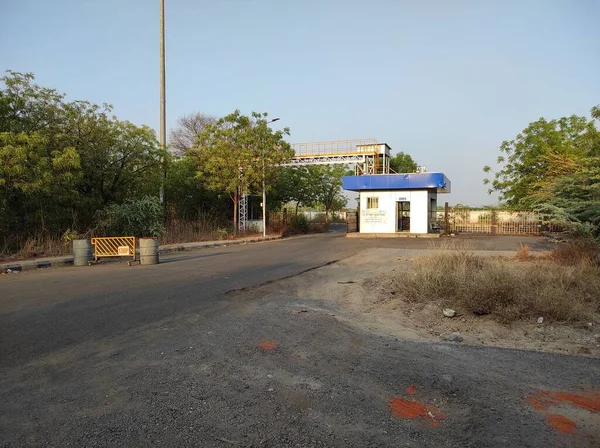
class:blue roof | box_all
[342,172,451,193]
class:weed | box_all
[548,238,599,266]
[515,244,531,260]
[390,250,600,323]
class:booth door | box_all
[397,201,410,232]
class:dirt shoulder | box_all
[266,247,600,357]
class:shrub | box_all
[309,213,327,223]
[289,214,310,234]
[389,251,600,323]
[96,196,165,237]
[215,228,228,240]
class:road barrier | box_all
[139,238,159,265]
[91,236,136,265]
[72,239,93,266]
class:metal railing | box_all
[291,139,378,157]
[442,209,571,235]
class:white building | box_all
[342,172,451,234]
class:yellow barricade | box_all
[91,236,136,263]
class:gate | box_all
[346,211,359,233]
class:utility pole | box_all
[159,0,166,205]
[262,118,280,237]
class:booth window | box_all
[367,197,379,209]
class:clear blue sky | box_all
[2,0,599,205]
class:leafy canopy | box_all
[390,151,418,174]
[190,110,293,200]
[483,105,600,237]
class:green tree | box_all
[0,132,81,238]
[484,105,600,237]
[165,156,230,222]
[390,151,418,173]
[190,110,293,232]
[483,112,598,207]
[271,167,317,214]
[0,70,164,251]
[308,165,348,223]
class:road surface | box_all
[1,232,597,447]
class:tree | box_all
[390,151,418,173]
[271,167,317,214]
[308,165,348,223]
[165,156,230,221]
[0,132,81,236]
[189,110,293,232]
[169,112,217,156]
[0,71,65,134]
[329,194,348,217]
[0,70,164,251]
[483,113,598,207]
[483,105,600,237]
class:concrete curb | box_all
[1,235,283,274]
[157,235,282,254]
[345,233,440,239]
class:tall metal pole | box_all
[159,0,166,205]
[262,161,266,237]
[262,118,279,238]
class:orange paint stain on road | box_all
[406,385,417,395]
[258,340,277,351]
[545,414,576,435]
[527,389,600,413]
[390,397,445,427]
[526,388,600,435]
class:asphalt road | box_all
[1,232,597,447]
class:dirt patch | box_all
[276,247,600,357]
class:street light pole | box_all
[263,118,280,237]
[159,0,166,205]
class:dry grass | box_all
[159,221,229,245]
[547,238,599,266]
[0,234,72,261]
[159,220,271,245]
[515,244,531,260]
[391,247,600,323]
[1,220,269,262]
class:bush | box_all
[289,214,310,234]
[309,213,327,223]
[215,228,229,240]
[389,251,600,323]
[96,196,165,237]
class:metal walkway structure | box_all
[283,139,391,175]
[239,139,392,231]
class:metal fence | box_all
[440,208,569,235]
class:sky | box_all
[2,0,599,206]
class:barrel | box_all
[72,239,93,266]
[139,238,159,265]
